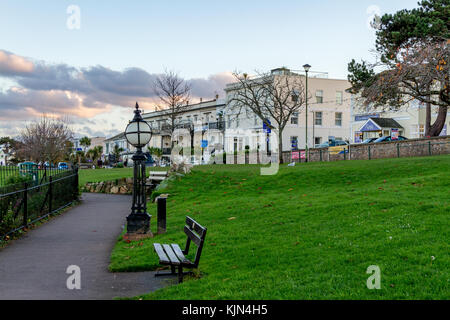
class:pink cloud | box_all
[0,50,34,75]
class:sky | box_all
[0,0,420,138]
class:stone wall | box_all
[282,136,450,164]
[82,177,134,194]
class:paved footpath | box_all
[0,193,167,300]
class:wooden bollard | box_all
[156,196,167,234]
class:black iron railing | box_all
[0,166,72,187]
[0,168,79,240]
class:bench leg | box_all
[178,266,183,283]
[155,265,176,277]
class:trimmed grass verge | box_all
[110,155,450,300]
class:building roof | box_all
[142,98,226,120]
[104,132,125,142]
[370,117,403,129]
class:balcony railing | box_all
[208,121,225,130]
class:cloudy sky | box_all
[0,0,418,138]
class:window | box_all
[419,124,425,138]
[315,137,322,146]
[291,112,299,125]
[292,90,300,102]
[335,112,342,126]
[316,90,323,104]
[194,115,198,123]
[336,91,343,105]
[315,112,323,126]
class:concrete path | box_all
[0,193,168,300]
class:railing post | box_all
[397,144,400,158]
[156,196,167,234]
[23,182,28,228]
[319,149,322,162]
[368,145,371,160]
[74,168,79,200]
[48,176,53,214]
[428,141,432,156]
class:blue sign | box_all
[76,148,83,151]
[355,114,380,122]
[263,119,271,134]
[201,140,208,148]
[360,119,381,132]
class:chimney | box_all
[200,98,203,103]
[215,94,219,100]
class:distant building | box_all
[350,99,450,143]
[72,136,106,153]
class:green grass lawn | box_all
[110,155,450,300]
[78,167,167,186]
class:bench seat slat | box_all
[163,244,181,265]
[153,243,170,265]
[171,244,192,266]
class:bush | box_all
[116,162,124,168]
[6,175,32,186]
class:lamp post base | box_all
[125,213,153,240]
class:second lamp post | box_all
[124,102,153,239]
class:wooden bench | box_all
[153,216,207,283]
[146,171,168,191]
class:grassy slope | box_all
[78,167,166,186]
[110,155,450,300]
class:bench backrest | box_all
[149,171,168,176]
[184,216,207,267]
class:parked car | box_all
[361,138,378,144]
[374,136,408,143]
[316,140,349,148]
[58,162,69,170]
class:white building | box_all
[142,97,226,163]
[224,68,352,154]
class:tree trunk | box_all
[428,105,448,136]
[425,102,431,136]
[278,130,284,164]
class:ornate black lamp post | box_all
[125,102,153,239]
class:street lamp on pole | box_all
[303,64,311,162]
[124,102,153,239]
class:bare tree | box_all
[153,70,191,145]
[227,71,306,164]
[18,115,74,164]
